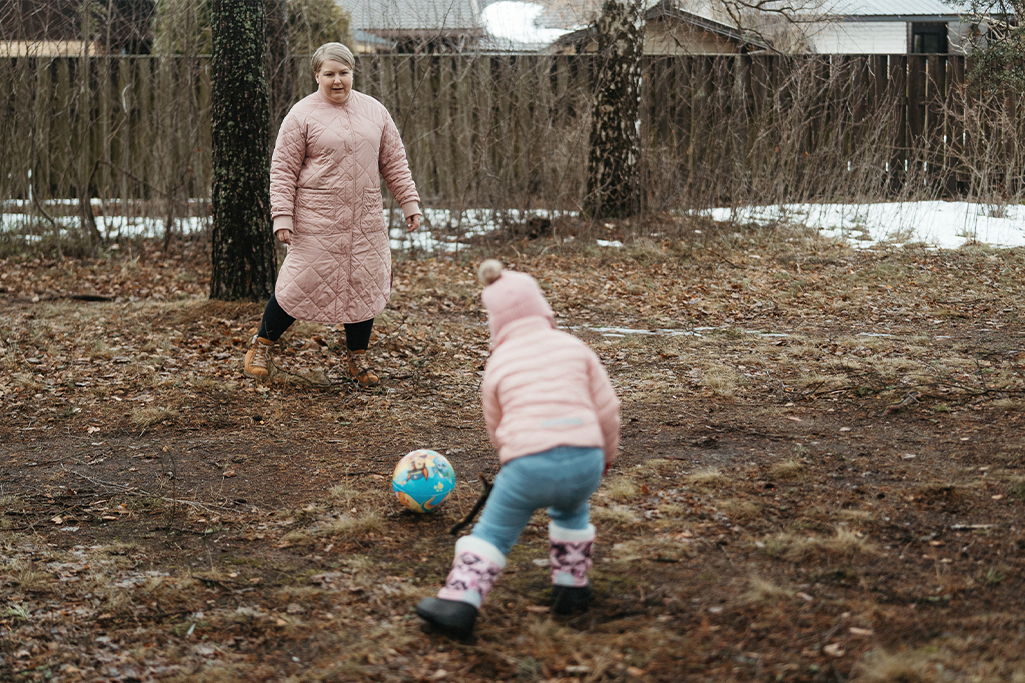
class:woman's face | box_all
[315,59,353,104]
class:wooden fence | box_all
[1,53,1023,221]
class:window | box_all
[911,22,948,53]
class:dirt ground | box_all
[1,219,1024,682]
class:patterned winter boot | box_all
[416,536,506,639]
[243,335,274,378]
[346,349,379,387]
[549,522,595,615]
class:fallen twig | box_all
[449,473,493,536]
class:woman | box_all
[244,42,421,387]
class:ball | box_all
[392,449,456,513]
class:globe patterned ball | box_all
[392,449,456,513]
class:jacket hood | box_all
[478,260,555,339]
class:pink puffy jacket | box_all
[269,89,420,324]
[481,316,621,467]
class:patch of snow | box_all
[705,201,1025,250]
[5,200,1025,253]
[481,1,573,47]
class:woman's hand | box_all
[276,229,292,245]
[405,214,421,232]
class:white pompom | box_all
[478,259,503,286]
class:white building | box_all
[795,0,976,54]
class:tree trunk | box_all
[585,0,645,219]
[209,0,276,302]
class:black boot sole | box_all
[551,585,594,615]
[415,597,478,640]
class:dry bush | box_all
[944,87,1025,215]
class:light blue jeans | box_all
[471,445,605,556]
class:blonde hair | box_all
[312,42,355,74]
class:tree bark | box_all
[585,0,645,219]
[209,0,276,302]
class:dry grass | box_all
[328,482,358,506]
[770,458,806,480]
[131,405,179,428]
[687,466,725,488]
[718,498,762,522]
[760,527,878,562]
[188,374,238,391]
[702,365,740,398]
[590,504,641,526]
[601,476,640,502]
[641,458,683,476]
[0,494,22,508]
[852,648,941,683]
[742,576,794,604]
[4,237,1025,682]
[839,508,876,525]
[321,511,385,540]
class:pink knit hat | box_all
[478,260,554,338]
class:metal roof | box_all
[336,0,483,33]
[817,0,968,16]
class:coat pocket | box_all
[293,187,337,229]
[360,187,385,232]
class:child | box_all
[415,260,620,639]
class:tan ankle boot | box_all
[346,349,379,387]
[244,335,274,378]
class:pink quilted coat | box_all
[481,316,621,468]
[269,89,420,324]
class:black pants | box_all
[258,294,374,351]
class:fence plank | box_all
[925,55,945,192]
[33,57,51,199]
[888,55,908,192]
[53,59,74,200]
[96,57,113,197]
[944,56,964,196]
[907,54,927,186]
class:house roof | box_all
[819,0,969,19]
[549,0,767,52]
[336,0,483,35]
